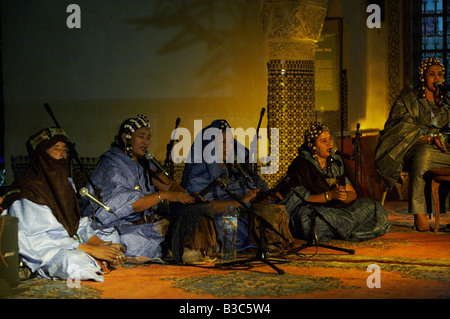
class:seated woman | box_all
[375,57,449,231]
[81,115,217,264]
[181,119,269,253]
[276,122,390,242]
[4,128,125,282]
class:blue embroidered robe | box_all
[180,120,269,252]
[6,179,104,282]
[81,147,165,259]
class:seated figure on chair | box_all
[375,57,450,231]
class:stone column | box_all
[261,0,328,187]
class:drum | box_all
[250,204,294,253]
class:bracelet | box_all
[325,191,331,201]
[158,191,162,203]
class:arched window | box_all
[413,0,449,81]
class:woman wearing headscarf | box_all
[82,115,217,264]
[4,128,125,282]
[181,119,270,253]
[375,57,450,231]
[276,122,390,242]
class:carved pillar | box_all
[261,0,328,186]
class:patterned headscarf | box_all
[305,122,330,153]
[26,127,69,159]
[116,115,151,157]
[418,57,445,98]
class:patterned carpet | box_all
[3,201,450,302]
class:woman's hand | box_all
[328,185,357,204]
[242,189,259,204]
[423,134,447,152]
[329,186,348,202]
[78,241,127,266]
[433,134,447,152]
[160,191,195,204]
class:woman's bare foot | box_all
[414,214,430,232]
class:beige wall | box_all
[338,0,391,132]
[2,0,269,183]
[2,0,396,183]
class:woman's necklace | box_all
[135,163,142,191]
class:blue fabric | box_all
[180,120,269,252]
[280,148,390,242]
[81,147,164,259]
[81,146,165,259]
[6,198,103,282]
[282,188,390,242]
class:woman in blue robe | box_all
[276,123,390,242]
[5,128,125,282]
[82,115,217,264]
[181,119,269,252]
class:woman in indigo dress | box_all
[82,115,217,264]
[5,128,125,282]
[277,122,390,242]
[181,119,270,252]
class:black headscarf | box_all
[9,128,81,237]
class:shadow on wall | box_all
[123,0,267,95]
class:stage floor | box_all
[4,201,450,303]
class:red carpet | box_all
[82,201,450,300]
[6,201,450,302]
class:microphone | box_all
[352,123,361,157]
[434,81,450,91]
[199,173,226,197]
[79,187,113,213]
[145,152,170,178]
[330,147,354,161]
[260,107,265,118]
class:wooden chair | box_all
[381,168,449,233]
[380,171,409,206]
[429,167,450,234]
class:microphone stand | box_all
[286,187,355,256]
[165,118,180,179]
[214,178,289,275]
[44,103,103,199]
[352,123,361,187]
[250,108,265,172]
